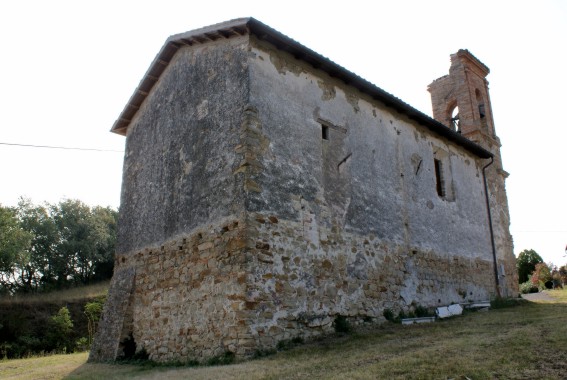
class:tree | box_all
[1,199,117,294]
[15,199,58,292]
[531,262,551,289]
[517,249,544,283]
[51,200,117,286]
[558,265,567,286]
[0,205,32,294]
[89,206,117,282]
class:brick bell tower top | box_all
[428,49,497,147]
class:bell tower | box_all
[428,49,497,144]
[428,50,518,297]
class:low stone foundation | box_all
[92,212,498,363]
[244,212,495,353]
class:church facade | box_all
[90,18,517,363]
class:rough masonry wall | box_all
[248,38,494,261]
[240,38,500,344]
[244,214,495,349]
[119,217,251,362]
[92,36,254,362]
[117,36,250,254]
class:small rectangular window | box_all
[322,125,329,140]
[434,159,445,197]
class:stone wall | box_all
[246,211,495,351]
[92,36,253,362]
[100,217,252,362]
[93,211,496,363]
[116,36,250,255]
[247,38,495,263]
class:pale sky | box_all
[1,0,566,266]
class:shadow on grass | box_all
[63,294,567,379]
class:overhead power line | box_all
[0,142,123,153]
[513,230,567,233]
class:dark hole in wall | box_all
[120,333,137,359]
[321,125,329,140]
[434,159,445,197]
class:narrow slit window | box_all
[434,159,445,197]
[321,125,329,140]
[478,104,486,118]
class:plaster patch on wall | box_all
[400,258,419,305]
[196,99,208,120]
[269,52,303,76]
[346,93,360,113]
[317,80,336,100]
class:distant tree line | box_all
[517,248,567,294]
[0,199,117,295]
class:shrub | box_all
[9,336,42,358]
[75,337,89,352]
[383,308,395,322]
[414,305,431,318]
[519,280,539,294]
[84,296,106,346]
[531,263,552,289]
[45,306,74,353]
[396,311,410,322]
[491,297,524,309]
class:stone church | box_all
[90,18,517,363]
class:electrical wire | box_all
[0,142,123,153]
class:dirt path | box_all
[521,291,556,301]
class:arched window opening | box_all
[450,106,460,133]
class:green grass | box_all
[546,288,567,302]
[2,288,567,379]
[0,282,109,305]
[0,352,88,380]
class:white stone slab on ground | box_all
[436,304,464,319]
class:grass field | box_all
[2,289,567,379]
[0,282,109,305]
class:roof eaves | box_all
[110,18,492,159]
[110,18,253,135]
[245,19,492,158]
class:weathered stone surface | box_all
[117,36,249,255]
[89,266,135,361]
[92,21,517,364]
